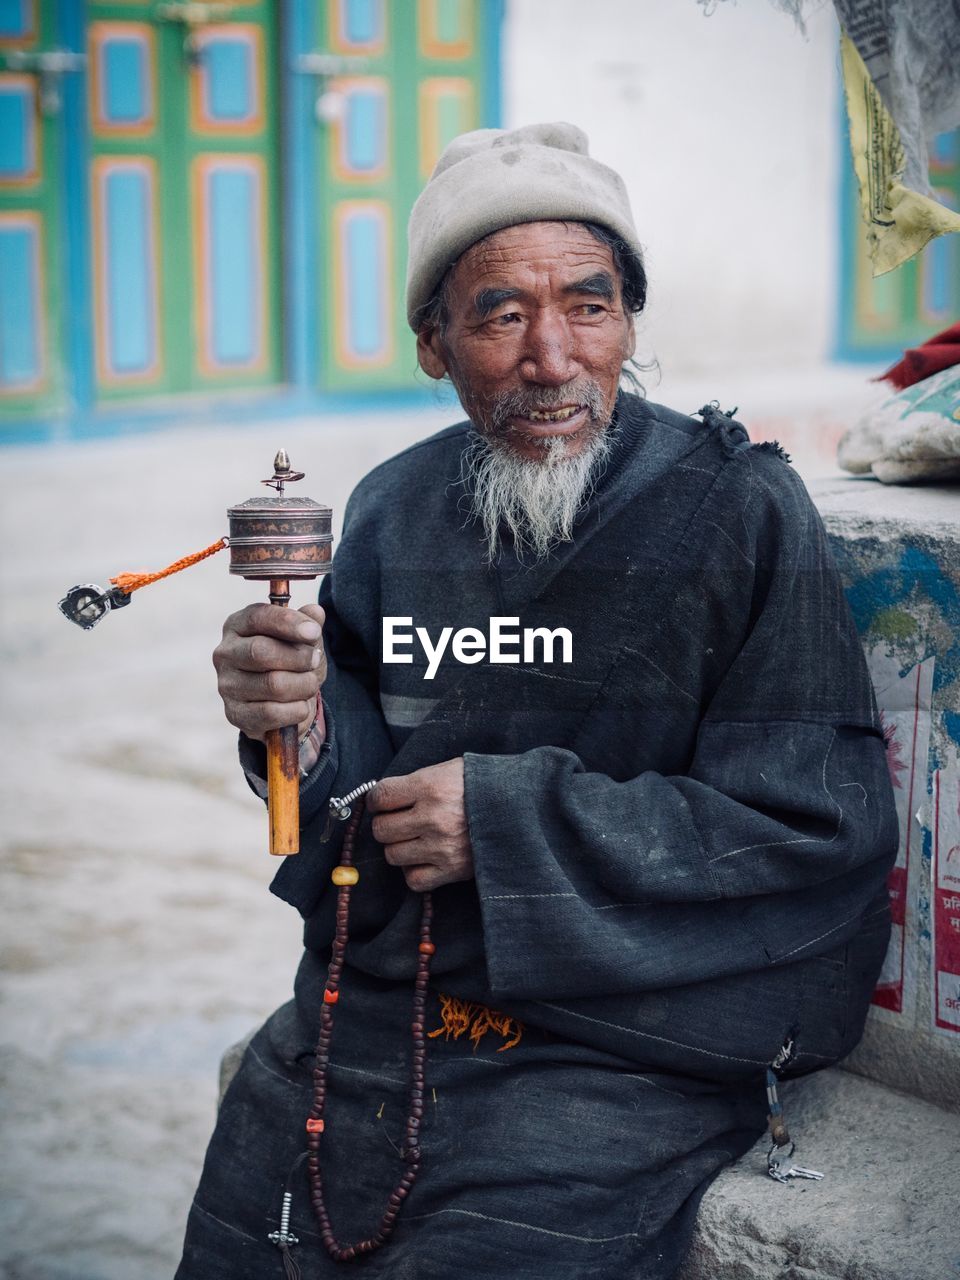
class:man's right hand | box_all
[213,603,327,744]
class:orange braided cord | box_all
[110,537,228,595]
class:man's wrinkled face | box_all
[417,222,636,462]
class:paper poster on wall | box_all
[867,651,935,1021]
[932,768,960,1040]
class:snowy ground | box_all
[0,374,865,1279]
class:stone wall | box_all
[814,479,960,1111]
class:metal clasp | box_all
[321,781,379,840]
[155,2,237,64]
[2,49,86,116]
[267,1190,299,1250]
[292,51,370,124]
[58,583,132,631]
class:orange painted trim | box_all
[189,25,265,138]
[417,77,474,179]
[191,153,269,378]
[0,0,35,48]
[0,210,46,396]
[0,74,40,188]
[329,0,387,56]
[88,22,156,139]
[90,156,163,388]
[330,77,390,184]
[418,0,473,60]
[332,199,394,370]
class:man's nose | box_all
[518,315,580,384]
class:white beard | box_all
[461,429,614,564]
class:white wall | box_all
[503,0,844,391]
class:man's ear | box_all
[417,327,449,381]
[624,314,636,362]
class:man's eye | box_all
[492,312,522,325]
[575,303,605,316]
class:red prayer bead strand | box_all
[306,796,435,1261]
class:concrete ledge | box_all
[678,1068,960,1280]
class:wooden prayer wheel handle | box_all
[227,452,334,857]
[267,723,300,855]
[266,579,300,856]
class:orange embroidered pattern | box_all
[428,993,524,1052]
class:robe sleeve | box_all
[465,452,899,1002]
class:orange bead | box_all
[306,1118,325,1134]
[324,988,339,1004]
[331,865,359,886]
[418,942,436,955]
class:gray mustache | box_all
[487,383,606,429]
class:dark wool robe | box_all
[176,394,897,1280]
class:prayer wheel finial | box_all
[262,448,305,496]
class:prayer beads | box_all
[306,792,435,1262]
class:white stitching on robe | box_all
[702,519,755,568]
[709,728,843,864]
[535,1001,765,1066]
[192,1200,262,1244]
[621,646,699,704]
[485,892,578,901]
[777,914,858,963]
[403,1207,642,1245]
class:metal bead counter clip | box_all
[290,780,435,1266]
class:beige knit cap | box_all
[405,122,641,328]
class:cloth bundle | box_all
[838,324,960,484]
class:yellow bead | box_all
[331,865,359,886]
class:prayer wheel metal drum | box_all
[226,496,333,580]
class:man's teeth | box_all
[525,406,581,422]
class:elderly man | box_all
[176,124,896,1280]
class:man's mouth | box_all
[509,404,589,436]
[525,404,582,423]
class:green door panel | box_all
[0,0,67,417]
[315,0,497,392]
[86,0,282,401]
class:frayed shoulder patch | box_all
[752,440,793,464]
[696,402,750,457]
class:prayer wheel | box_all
[228,450,333,856]
[58,447,331,858]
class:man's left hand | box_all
[367,758,473,892]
